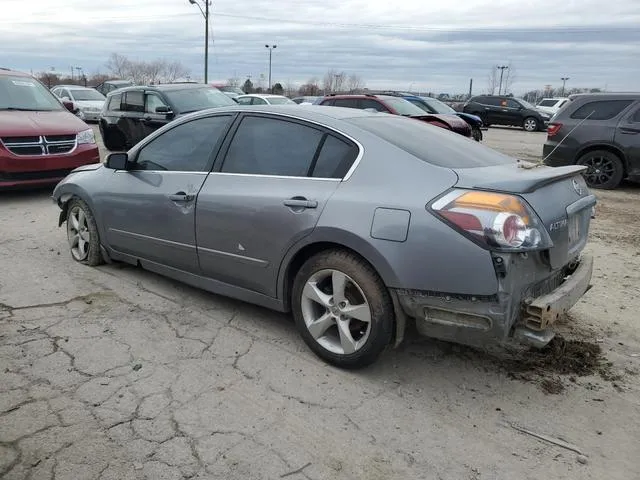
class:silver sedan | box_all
[53,105,596,368]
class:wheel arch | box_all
[277,230,406,347]
[575,144,628,175]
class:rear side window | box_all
[346,115,515,168]
[476,97,501,106]
[570,100,633,120]
[107,93,122,111]
[311,135,358,178]
[320,98,335,106]
[333,99,359,109]
[123,91,144,112]
[221,116,324,176]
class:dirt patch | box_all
[540,377,565,395]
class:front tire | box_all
[472,126,483,141]
[523,117,539,132]
[66,198,104,266]
[576,150,624,189]
[292,250,394,369]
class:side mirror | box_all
[155,105,171,114]
[105,152,129,170]
[62,100,77,113]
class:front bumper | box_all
[394,254,594,349]
[78,111,101,122]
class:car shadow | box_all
[0,186,54,203]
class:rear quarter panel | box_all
[293,129,500,296]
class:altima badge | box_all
[572,178,584,195]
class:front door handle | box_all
[168,192,194,202]
[283,197,318,209]
[619,127,639,135]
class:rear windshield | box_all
[0,75,64,111]
[346,115,515,168]
[570,100,634,120]
[538,99,558,107]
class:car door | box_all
[195,114,354,297]
[615,103,640,175]
[101,114,236,272]
[493,98,520,125]
[141,91,172,138]
[118,90,145,147]
[476,96,502,124]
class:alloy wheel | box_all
[67,206,91,261]
[581,155,617,187]
[524,118,538,131]
[300,269,372,355]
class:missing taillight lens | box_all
[431,190,552,252]
[547,123,562,137]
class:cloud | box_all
[2,0,639,93]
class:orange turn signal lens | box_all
[451,191,529,224]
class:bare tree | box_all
[346,74,365,93]
[299,78,321,96]
[487,67,498,95]
[227,76,240,87]
[105,53,131,79]
[322,69,346,93]
[144,60,165,85]
[164,61,190,82]
[284,81,298,97]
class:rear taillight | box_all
[431,190,552,252]
[547,123,562,137]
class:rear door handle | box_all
[283,198,318,209]
[168,192,194,202]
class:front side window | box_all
[107,93,122,111]
[134,115,232,172]
[631,107,640,123]
[333,99,359,109]
[361,99,389,112]
[571,100,634,120]
[123,91,144,112]
[221,116,324,176]
[145,93,168,113]
[382,98,429,116]
[506,99,520,109]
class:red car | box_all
[0,68,100,189]
[317,94,472,138]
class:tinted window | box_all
[320,99,335,106]
[360,99,389,112]
[236,97,252,105]
[478,97,501,106]
[538,99,558,107]
[311,135,358,178]
[123,91,144,112]
[252,97,268,105]
[107,93,122,111]
[346,115,514,168]
[506,99,520,108]
[333,99,359,109]
[222,116,323,176]
[570,100,633,120]
[632,108,640,123]
[134,115,232,172]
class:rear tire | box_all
[523,117,539,132]
[576,150,624,190]
[291,250,394,369]
[472,126,483,141]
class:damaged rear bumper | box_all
[393,254,594,349]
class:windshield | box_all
[70,89,105,101]
[346,115,514,168]
[0,75,64,111]
[417,97,456,114]
[220,86,245,95]
[268,96,296,105]
[164,87,236,113]
[381,97,429,116]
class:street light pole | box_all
[189,0,210,83]
[561,77,570,96]
[265,44,276,93]
[497,65,509,95]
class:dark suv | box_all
[543,93,640,189]
[463,95,551,132]
[318,94,472,138]
[99,83,236,150]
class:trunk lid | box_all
[453,163,596,269]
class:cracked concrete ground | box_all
[2,130,640,479]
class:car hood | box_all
[71,163,103,173]
[75,100,104,109]
[0,110,89,137]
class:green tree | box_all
[242,78,254,94]
[272,82,284,95]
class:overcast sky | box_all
[2,0,639,94]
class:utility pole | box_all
[497,65,508,95]
[265,44,277,93]
[561,77,570,96]
[468,78,473,99]
[188,0,210,83]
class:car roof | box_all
[105,83,213,95]
[181,104,378,121]
[239,94,287,98]
[567,92,640,100]
[321,94,403,101]
[0,68,31,77]
[54,85,94,90]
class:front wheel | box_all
[66,198,104,266]
[523,117,539,132]
[292,250,394,369]
[576,150,624,189]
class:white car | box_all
[536,97,570,116]
[51,85,106,122]
[235,94,297,105]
